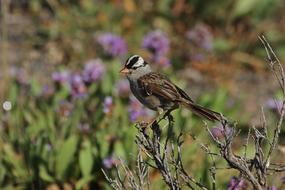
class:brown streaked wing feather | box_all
[175,85,194,103]
[137,72,181,101]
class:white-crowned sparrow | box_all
[120,55,222,122]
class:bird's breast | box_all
[129,80,157,110]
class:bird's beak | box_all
[120,67,130,75]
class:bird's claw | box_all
[138,121,148,127]
[162,111,174,122]
[138,119,158,129]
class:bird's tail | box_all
[182,101,222,122]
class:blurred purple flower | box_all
[152,55,171,67]
[52,70,70,85]
[227,176,247,190]
[210,124,233,139]
[57,100,73,117]
[42,84,55,98]
[270,186,277,190]
[128,96,152,122]
[115,79,130,98]
[68,74,87,98]
[96,33,128,57]
[44,143,52,152]
[264,98,283,112]
[191,53,205,62]
[9,67,29,85]
[186,23,213,51]
[82,59,105,83]
[103,155,117,169]
[142,30,169,56]
[103,96,113,114]
[77,123,90,134]
[142,30,170,67]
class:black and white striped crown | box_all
[125,55,147,69]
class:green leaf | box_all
[213,89,227,111]
[54,86,70,104]
[0,162,6,184]
[114,142,126,158]
[56,135,78,179]
[39,165,54,182]
[75,176,93,190]
[233,0,259,18]
[30,78,41,96]
[8,82,18,104]
[101,74,113,94]
[213,38,230,52]
[79,139,93,177]
[95,131,108,157]
[3,144,28,180]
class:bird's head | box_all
[120,55,151,79]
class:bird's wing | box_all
[174,85,194,103]
[137,72,185,101]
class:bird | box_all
[120,55,222,125]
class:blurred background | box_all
[0,0,285,189]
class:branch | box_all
[135,118,209,190]
[259,35,285,171]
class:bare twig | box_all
[208,119,263,190]
[243,127,251,160]
[259,36,285,169]
[203,36,285,190]
[135,117,209,190]
[267,166,285,172]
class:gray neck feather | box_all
[127,64,152,82]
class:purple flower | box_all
[142,30,169,56]
[44,143,52,152]
[210,124,233,139]
[77,123,90,134]
[264,99,283,112]
[82,59,105,83]
[103,96,113,114]
[152,55,171,67]
[9,67,29,85]
[52,71,70,85]
[68,74,87,98]
[103,155,117,169]
[186,23,213,51]
[191,53,205,62]
[227,176,247,190]
[128,96,153,122]
[57,100,73,117]
[270,186,277,190]
[142,30,170,67]
[115,79,130,98]
[96,33,128,57]
[42,84,55,98]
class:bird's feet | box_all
[162,110,174,123]
[138,121,149,128]
[138,110,174,130]
[138,117,158,129]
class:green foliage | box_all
[232,0,279,21]
[56,135,79,179]
[79,139,93,178]
[1,0,284,189]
